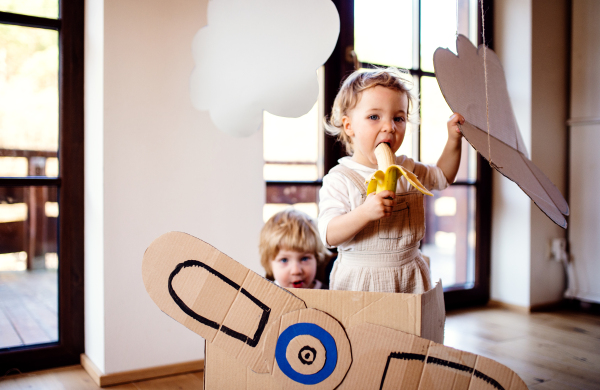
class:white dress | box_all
[318,156,449,293]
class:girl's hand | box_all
[447,113,465,141]
[437,112,465,184]
[325,190,395,246]
[358,190,395,221]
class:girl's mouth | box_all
[292,281,304,288]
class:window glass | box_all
[264,184,320,222]
[423,185,475,288]
[0,185,58,349]
[0,0,59,19]
[455,138,477,182]
[397,122,415,160]
[0,19,60,351]
[263,102,319,182]
[263,203,319,223]
[420,0,458,73]
[263,164,318,182]
[419,75,452,165]
[354,0,412,69]
[0,24,59,176]
[263,102,319,165]
[419,74,477,182]
[263,69,323,219]
[0,157,28,176]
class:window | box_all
[263,0,491,307]
[263,68,325,223]
[0,0,84,372]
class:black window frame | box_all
[0,0,84,373]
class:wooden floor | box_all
[0,306,598,389]
[0,270,58,349]
[0,367,204,389]
[444,306,600,390]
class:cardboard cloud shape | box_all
[434,35,569,228]
[190,0,340,137]
[142,232,528,389]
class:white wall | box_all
[84,0,105,373]
[492,0,569,308]
[566,0,600,303]
[491,0,533,307]
[529,0,569,307]
[85,0,265,374]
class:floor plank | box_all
[0,307,22,349]
[0,270,58,349]
[0,299,53,345]
[0,367,203,390]
[131,373,203,390]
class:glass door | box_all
[0,0,83,373]
[0,3,60,350]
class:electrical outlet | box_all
[550,238,567,262]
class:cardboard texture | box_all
[142,232,527,389]
[433,35,569,228]
[142,232,306,373]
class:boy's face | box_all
[342,86,408,169]
[271,248,317,288]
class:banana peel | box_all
[366,143,433,196]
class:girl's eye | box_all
[369,114,379,120]
[301,256,309,262]
[394,116,406,123]
[279,258,288,263]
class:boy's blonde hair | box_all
[324,67,418,155]
[259,209,332,280]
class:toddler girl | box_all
[260,209,332,289]
[318,67,464,294]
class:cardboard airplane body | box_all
[142,231,527,389]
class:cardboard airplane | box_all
[142,232,527,389]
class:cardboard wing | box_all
[343,324,525,390]
[142,232,306,373]
[142,232,527,389]
[433,35,569,228]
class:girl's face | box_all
[342,86,408,169]
[271,248,317,288]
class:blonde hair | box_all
[324,67,418,155]
[259,209,332,280]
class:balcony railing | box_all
[0,149,59,271]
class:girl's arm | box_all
[436,113,465,184]
[326,191,395,247]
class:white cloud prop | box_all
[190,0,340,137]
[434,35,569,228]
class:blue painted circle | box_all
[275,323,338,385]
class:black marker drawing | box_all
[143,232,528,389]
[168,260,271,348]
[379,352,505,390]
[298,345,317,365]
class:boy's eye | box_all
[369,114,379,120]
[394,116,406,122]
[279,258,288,263]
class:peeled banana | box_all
[366,143,433,196]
